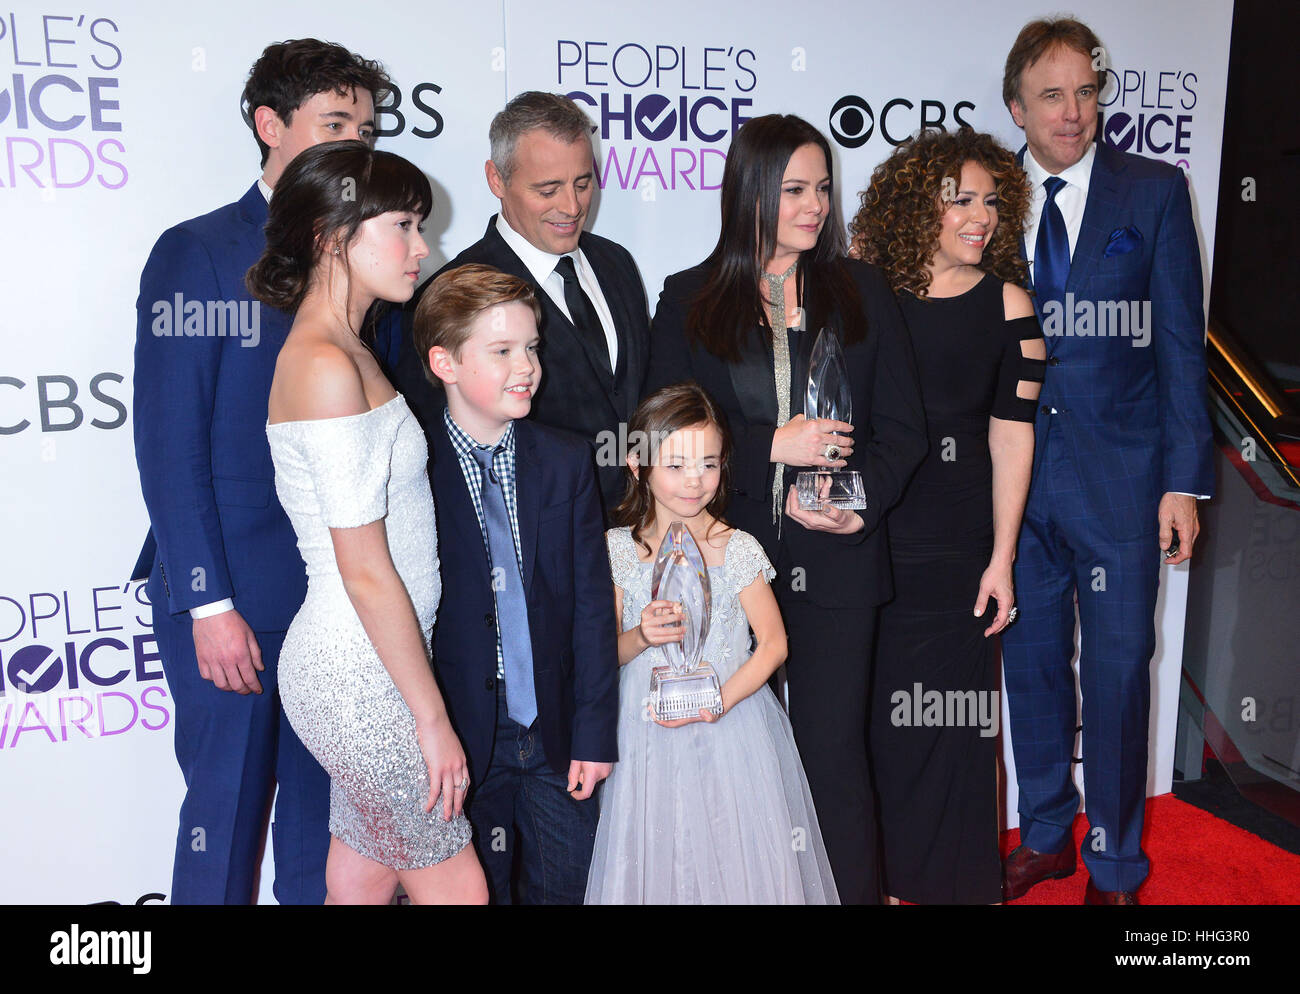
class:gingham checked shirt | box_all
[443,409,523,680]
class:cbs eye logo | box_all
[829,95,875,148]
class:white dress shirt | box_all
[1022,142,1095,279]
[494,213,619,370]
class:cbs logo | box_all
[829,95,975,149]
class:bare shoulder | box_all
[1002,281,1034,320]
[270,335,368,424]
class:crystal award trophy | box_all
[796,327,868,511]
[647,522,722,721]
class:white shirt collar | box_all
[257,177,273,203]
[1024,142,1095,196]
[494,212,578,285]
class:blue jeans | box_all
[466,685,599,904]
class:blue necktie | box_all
[1034,176,1070,307]
[472,446,537,729]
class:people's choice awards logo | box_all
[829,93,976,149]
[0,12,127,190]
[559,40,757,194]
[1098,64,1199,172]
[0,582,170,750]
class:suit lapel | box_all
[235,183,293,349]
[513,421,541,589]
[1068,144,1125,298]
[486,221,620,417]
[729,328,778,426]
[582,235,638,417]
[430,417,491,581]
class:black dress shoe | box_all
[1002,843,1077,901]
[1084,878,1139,905]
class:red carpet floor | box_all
[1001,793,1300,904]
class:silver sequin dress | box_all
[266,394,472,869]
[584,527,839,904]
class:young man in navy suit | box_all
[412,264,618,905]
[997,17,1214,905]
[131,40,393,904]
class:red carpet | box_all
[1001,793,1300,904]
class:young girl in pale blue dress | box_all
[584,382,838,904]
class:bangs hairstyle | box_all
[849,126,1030,298]
[247,140,432,317]
[685,114,866,362]
[615,382,733,556]
[412,263,543,386]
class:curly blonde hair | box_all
[849,127,1030,298]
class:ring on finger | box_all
[454,777,469,791]
[1007,606,1019,624]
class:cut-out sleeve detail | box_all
[992,315,1047,422]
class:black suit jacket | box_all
[395,217,651,518]
[647,258,927,608]
[428,416,619,782]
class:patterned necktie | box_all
[1034,176,1070,308]
[554,255,611,374]
[471,446,537,729]
[760,261,799,528]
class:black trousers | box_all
[779,596,881,904]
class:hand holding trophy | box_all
[796,327,868,511]
[647,521,723,722]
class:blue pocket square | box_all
[1104,225,1143,257]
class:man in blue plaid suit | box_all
[997,17,1215,905]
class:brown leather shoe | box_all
[1084,879,1139,905]
[1002,843,1077,901]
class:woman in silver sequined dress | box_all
[249,141,486,904]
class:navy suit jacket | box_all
[395,217,650,517]
[428,415,619,783]
[1023,142,1215,537]
[131,182,404,630]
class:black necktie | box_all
[554,255,611,374]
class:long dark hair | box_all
[247,140,432,322]
[685,114,866,361]
[615,382,732,556]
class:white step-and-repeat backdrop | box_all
[0,0,1233,902]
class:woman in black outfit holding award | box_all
[647,114,927,903]
[850,127,1044,904]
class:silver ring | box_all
[1007,607,1019,624]
[455,778,469,791]
[824,444,841,462]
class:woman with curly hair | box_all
[849,127,1046,904]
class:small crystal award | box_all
[796,327,868,511]
[648,522,722,721]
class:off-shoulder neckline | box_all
[267,392,405,430]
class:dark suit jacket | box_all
[647,258,928,608]
[131,183,304,630]
[1021,142,1215,537]
[395,216,650,517]
[428,415,619,782]
[130,183,404,628]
